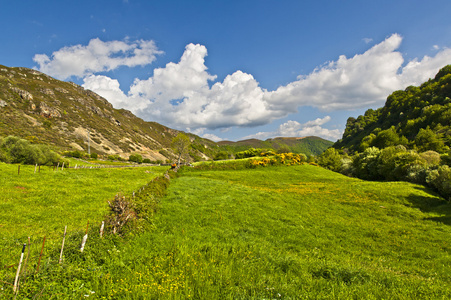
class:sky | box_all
[1,0,451,142]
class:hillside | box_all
[218,136,333,156]
[334,65,451,153]
[0,65,218,161]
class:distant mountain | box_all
[0,65,217,161]
[333,65,451,153]
[218,136,333,156]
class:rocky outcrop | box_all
[39,102,61,118]
[10,87,33,100]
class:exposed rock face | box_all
[40,88,55,95]
[11,87,33,100]
[0,100,7,107]
[39,102,61,118]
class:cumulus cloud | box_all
[38,34,451,137]
[242,117,342,141]
[111,43,273,129]
[33,38,162,80]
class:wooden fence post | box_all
[36,236,46,273]
[21,237,31,277]
[18,165,20,175]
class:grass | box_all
[2,163,451,299]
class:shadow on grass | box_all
[406,186,451,225]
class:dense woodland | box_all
[319,65,451,200]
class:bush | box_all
[353,147,381,180]
[0,135,61,165]
[317,148,342,172]
[142,158,151,164]
[129,153,143,164]
[214,151,230,161]
[426,165,451,200]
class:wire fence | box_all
[0,221,105,297]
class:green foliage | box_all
[171,133,191,165]
[415,127,447,152]
[213,150,231,160]
[0,135,61,165]
[129,153,143,164]
[107,154,124,161]
[317,148,342,172]
[427,165,451,200]
[63,150,88,159]
[234,147,265,159]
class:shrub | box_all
[426,165,451,200]
[0,135,61,165]
[214,151,230,161]
[129,153,143,164]
[142,158,151,164]
[317,148,342,172]
[353,147,381,180]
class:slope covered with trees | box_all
[318,66,451,201]
[334,65,451,153]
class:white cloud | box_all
[126,44,273,129]
[242,117,342,141]
[33,38,162,80]
[201,133,223,142]
[363,38,373,44]
[41,34,451,138]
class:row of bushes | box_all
[105,170,178,235]
[318,146,451,200]
[0,136,62,166]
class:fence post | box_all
[18,165,20,175]
[80,221,89,252]
[13,244,26,294]
[21,237,31,277]
[100,221,105,238]
[59,226,67,264]
[36,236,46,273]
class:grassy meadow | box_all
[1,163,451,299]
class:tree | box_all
[171,133,191,166]
[129,153,143,164]
[317,148,342,172]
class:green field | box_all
[1,163,451,299]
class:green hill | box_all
[334,65,451,153]
[218,136,333,156]
[0,65,218,161]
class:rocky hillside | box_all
[0,65,218,161]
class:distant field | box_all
[2,164,451,299]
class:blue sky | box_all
[1,0,451,142]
